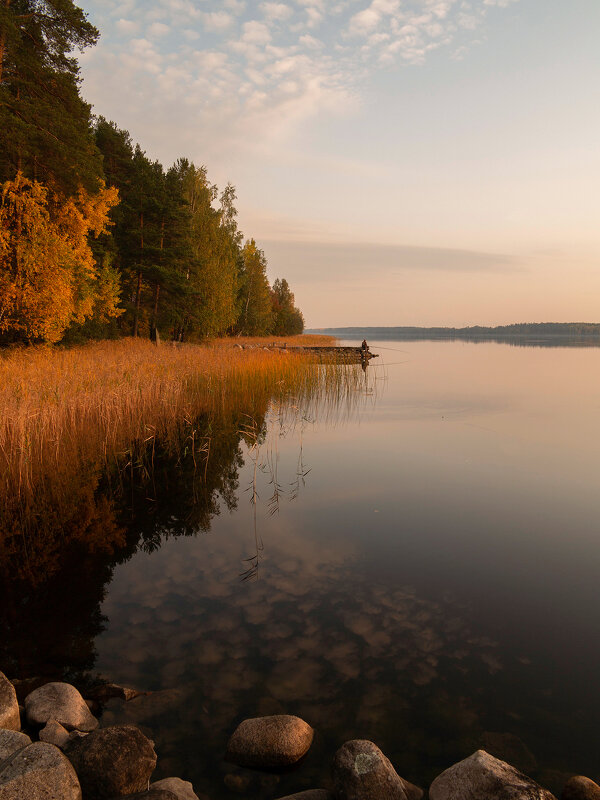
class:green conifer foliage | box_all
[0,0,103,194]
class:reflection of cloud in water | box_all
[96,514,513,797]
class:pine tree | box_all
[0,0,103,195]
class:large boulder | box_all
[429,750,556,800]
[0,729,31,761]
[275,792,333,800]
[25,682,98,732]
[65,724,157,799]
[0,740,81,799]
[226,714,314,768]
[562,777,600,800]
[0,672,20,730]
[332,740,412,800]
[151,777,200,800]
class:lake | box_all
[4,338,600,797]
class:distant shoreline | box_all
[307,323,600,341]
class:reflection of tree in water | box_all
[0,408,265,682]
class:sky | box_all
[78,0,600,327]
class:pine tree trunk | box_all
[133,270,142,337]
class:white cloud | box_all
[260,2,293,21]
[115,18,139,35]
[81,0,522,163]
[202,12,235,32]
[147,22,170,37]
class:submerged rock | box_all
[39,719,71,749]
[88,683,146,704]
[151,777,201,800]
[429,749,556,800]
[226,714,314,768]
[332,739,411,800]
[65,724,157,799]
[562,777,600,800]
[275,791,333,800]
[0,741,82,800]
[0,672,20,730]
[0,729,31,761]
[109,792,178,800]
[110,792,179,800]
[25,682,98,732]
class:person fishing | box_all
[361,339,368,355]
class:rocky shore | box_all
[0,671,597,800]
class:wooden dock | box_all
[233,344,379,362]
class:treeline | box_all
[0,1,304,345]
[314,323,600,339]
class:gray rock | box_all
[151,777,200,800]
[275,791,333,800]
[332,740,409,800]
[0,729,31,761]
[39,719,71,749]
[226,714,314,768]
[25,682,99,732]
[562,777,600,800]
[0,672,20,730]
[0,741,81,799]
[65,724,157,799]
[429,749,557,800]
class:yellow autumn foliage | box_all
[0,173,121,343]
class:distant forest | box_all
[0,1,304,345]
[311,323,600,345]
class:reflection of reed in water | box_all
[0,339,371,584]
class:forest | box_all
[0,0,304,345]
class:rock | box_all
[39,719,71,749]
[562,777,600,800]
[226,714,314,768]
[88,683,146,704]
[332,740,409,800]
[110,792,178,800]
[224,773,252,793]
[480,731,537,774]
[151,777,200,800]
[0,729,31,761]
[25,682,99,732]
[65,724,157,799]
[110,792,179,800]
[0,741,81,799]
[0,671,20,730]
[429,750,556,800]
[275,792,333,800]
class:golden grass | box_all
[210,333,338,347]
[0,335,362,553]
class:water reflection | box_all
[3,342,600,798]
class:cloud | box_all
[81,0,522,163]
[261,240,521,283]
[115,18,139,35]
[147,22,170,37]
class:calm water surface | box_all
[12,340,600,796]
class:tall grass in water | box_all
[0,336,364,577]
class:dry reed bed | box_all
[0,336,359,519]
